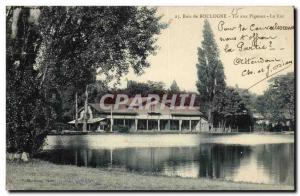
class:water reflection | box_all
[37,141,294,185]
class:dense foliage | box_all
[169,80,180,93]
[6,6,165,155]
[255,73,294,131]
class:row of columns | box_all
[110,118,199,132]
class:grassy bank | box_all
[6,160,293,191]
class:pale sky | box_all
[117,7,294,94]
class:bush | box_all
[113,125,129,133]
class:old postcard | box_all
[6,6,295,191]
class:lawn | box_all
[6,159,294,191]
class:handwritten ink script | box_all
[174,7,294,91]
[217,8,294,89]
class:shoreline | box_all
[48,131,295,136]
[6,159,294,191]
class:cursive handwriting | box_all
[234,57,281,65]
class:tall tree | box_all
[254,72,294,131]
[6,6,166,155]
[36,6,166,124]
[196,19,226,129]
[6,7,55,155]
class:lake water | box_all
[38,133,294,185]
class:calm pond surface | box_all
[37,133,294,185]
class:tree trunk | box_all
[222,119,226,132]
[208,103,213,132]
[83,86,88,132]
[75,92,78,130]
